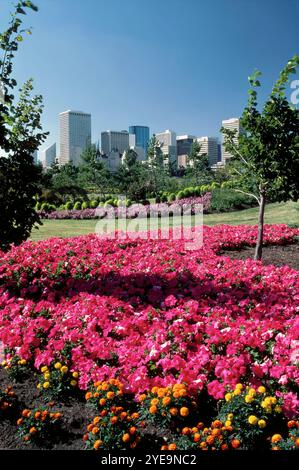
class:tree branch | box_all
[233,188,261,204]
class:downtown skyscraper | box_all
[59,110,91,166]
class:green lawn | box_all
[30,201,299,242]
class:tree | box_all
[0,2,48,250]
[115,149,150,200]
[77,143,110,195]
[222,55,299,260]
[187,141,211,184]
[146,135,169,195]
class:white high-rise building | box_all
[221,118,244,164]
[196,136,219,166]
[155,129,177,167]
[101,130,130,156]
[40,143,56,169]
[59,110,91,166]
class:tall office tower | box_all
[176,135,195,168]
[196,136,219,166]
[59,110,91,166]
[221,117,244,164]
[128,126,150,151]
[155,129,177,167]
[40,143,56,169]
[101,130,130,156]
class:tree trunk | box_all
[254,191,266,261]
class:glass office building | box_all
[128,125,150,151]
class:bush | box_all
[211,189,256,212]
[73,201,82,210]
[161,194,168,203]
[35,202,42,211]
[90,200,98,209]
[104,199,115,207]
[168,193,176,202]
[81,201,89,210]
[65,201,73,210]
[155,196,161,203]
[176,191,185,200]
[195,186,202,196]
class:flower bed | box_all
[38,194,212,220]
[0,224,298,449]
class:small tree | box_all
[0,1,48,250]
[222,55,299,260]
[77,143,110,195]
[187,141,211,185]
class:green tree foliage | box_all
[115,148,150,200]
[222,55,299,259]
[0,2,48,250]
[187,141,211,185]
[77,143,110,195]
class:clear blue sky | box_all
[1,0,298,153]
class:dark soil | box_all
[0,369,94,450]
[221,242,299,271]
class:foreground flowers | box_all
[0,224,298,449]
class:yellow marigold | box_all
[173,391,180,399]
[149,405,158,414]
[20,359,27,365]
[269,397,277,405]
[245,395,254,403]
[99,398,106,406]
[60,365,68,374]
[151,398,159,406]
[258,386,266,394]
[180,407,189,417]
[93,439,102,450]
[179,389,187,397]
[168,443,177,451]
[91,426,99,435]
[151,386,159,394]
[122,433,130,443]
[93,416,101,425]
[225,393,232,402]
[271,434,282,443]
[107,391,115,400]
[72,372,79,379]
[274,406,282,413]
[248,415,258,425]
[258,419,267,428]
[248,388,256,397]
[138,394,146,402]
[235,383,243,390]
[225,420,232,427]
[157,388,166,398]
[41,366,48,373]
[54,362,62,370]
[233,388,242,396]
[44,373,50,380]
[170,407,178,416]
[43,382,50,389]
[70,380,77,387]
[227,413,233,420]
[162,396,171,406]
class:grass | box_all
[30,201,299,242]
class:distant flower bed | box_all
[38,194,212,220]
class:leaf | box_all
[16,35,23,42]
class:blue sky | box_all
[1,0,298,153]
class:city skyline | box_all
[1,0,298,152]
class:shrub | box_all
[37,362,79,399]
[176,191,185,200]
[155,196,161,203]
[73,201,82,210]
[211,189,256,212]
[81,201,89,210]
[41,202,50,212]
[168,193,176,202]
[105,199,115,207]
[194,186,202,196]
[0,386,17,416]
[35,202,42,211]
[17,408,62,445]
[90,200,98,209]
[64,201,73,210]
[161,194,168,203]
